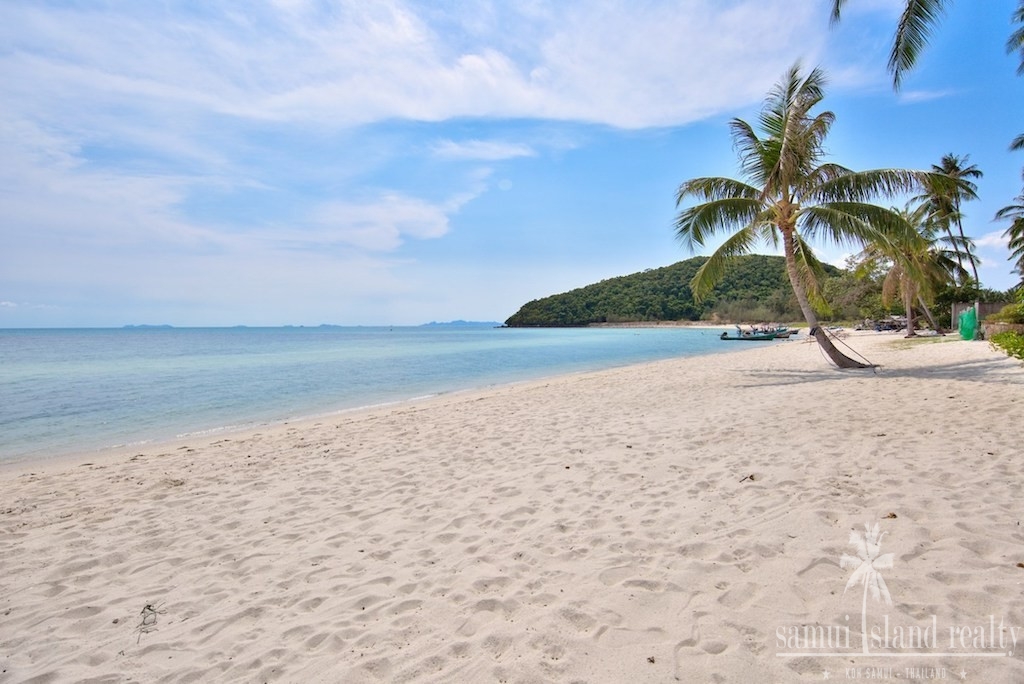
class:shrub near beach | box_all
[991,330,1024,360]
[989,291,1024,360]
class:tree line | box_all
[504,255,836,327]
[503,254,1008,329]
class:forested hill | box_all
[505,255,840,327]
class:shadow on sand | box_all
[739,356,1023,389]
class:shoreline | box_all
[0,329,981,480]
[0,326,739,475]
[3,332,1022,682]
[0,335,741,478]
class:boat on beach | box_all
[719,324,800,341]
[719,330,777,341]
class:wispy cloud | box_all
[976,231,1009,249]
[310,194,453,251]
[898,88,959,104]
[18,1,982,325]
[1,1,828,131]
[432,139,535,161]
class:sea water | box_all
[0,325,737,465]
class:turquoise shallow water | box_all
[0,325,740,464]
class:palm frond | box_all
[998,194,1024,273]
[994,195,1024,223]
[763,66,830,200]
[881,265,903,305]
[799,162,850,199]
[890,0,950,90]
[1009,1,1024,76]
[800,203,912,249]
[815,169,954,204]
[791,232,829,310]
[829,0,846,26]
[673,196,763,252]
[929,251,972,290]
[729,119,770,185]
[689,225,763,302]
[676,177,760,205]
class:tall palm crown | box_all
[921,154,982,286]
[674,64,950,368]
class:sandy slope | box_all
[2,332,1022,683]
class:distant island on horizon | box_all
[114,321,504,330]
[419,320,502,328]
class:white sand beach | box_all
[2,332,1023,683]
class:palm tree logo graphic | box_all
[840,522,894,654]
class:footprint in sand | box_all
[717,581,759,609]
[598,565,636,586]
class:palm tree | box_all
[830,1,1024,89]
[673,63,958,368]
[996,191,1024,284]
[833,3,1024,288]
[920,154,982,287]
[858,201,970,336]
[840,522,894,655]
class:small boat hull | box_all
[720,331,776,341]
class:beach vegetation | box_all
[673,63,966,367]
[986,289,1024,360]
[855,200,972,335]
[986,287,1024,323]
[990,331,1024,360]
[930,283,1010,329]
[832,2,1024,286]
[821,260,895,323]
[503,254,823,326]
[987,302,1024,325]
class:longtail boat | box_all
[719,330,776,341]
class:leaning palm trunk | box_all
[945,226,965,281]
[953,210,981,288]
[673,64,970,368]
[903,283,917,337]
[783,233,871,368]
[917,295,943,333]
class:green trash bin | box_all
[958,307,977,340]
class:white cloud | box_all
[0,1,830,132]
[3,0,912,324]
[898,88,959,104]
[310,194,453,251]
[975,231,1009,249]
[432,139,535,161]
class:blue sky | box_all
[2,0,1022,327]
